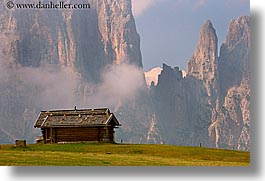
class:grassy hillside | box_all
[0,143,250,166]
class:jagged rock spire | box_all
[187,20,218,81]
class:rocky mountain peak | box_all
[151,16,250,151]
[225,16,250,49]
[157,63,183,85]
[144,67,162,87]
[219,16,250,99]
[209,16,250,151]
[186,20,219,99]
[187,20,218,81]
[203,20,214,30]
[194,19,217,61]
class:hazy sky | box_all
[131,0,250,71]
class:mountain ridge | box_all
[149,16,250,150]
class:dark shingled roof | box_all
[34,108,121,128]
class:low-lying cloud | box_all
[0,59,145,142]
[0,62,145,110]
[83,63,145,110]
[131,0,163,17]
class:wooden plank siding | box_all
[35,108,120,144]
[41,127,115,143]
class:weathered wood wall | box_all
[41,127,114,143]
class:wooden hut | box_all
[34,108,121,144]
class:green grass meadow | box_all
[0,143,250,166]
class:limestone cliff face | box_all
[187,20,218,80]
[149,64,212,146]
[1,0,142,82]
[187,20,219,100]
[96,0,142,67]
[219,16,250,101]
[151,16,250,150]
[209,16,250,150]
[146,113,163,144]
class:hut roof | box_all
[34,108,121,128]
